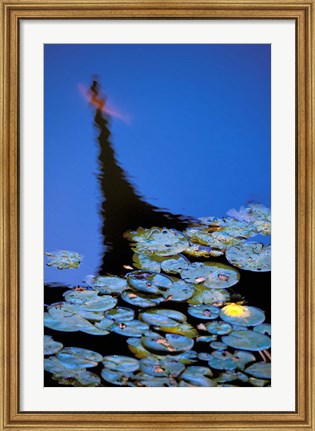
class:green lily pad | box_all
[184,227,244,251]
[105,307,135,322]
[155,323,198,338]
[249,377,270,386]
[208,350,255,371]
[162,279,195,302]
[45,250,82,269]
[210,341,227,350]
[121,290,164,308]
[44,335,63,355]
[188,286,230,306]
[44,356,83,376]
[131,373,177,387]
[181,262,240,289]
[183,243,224,258]
[141,333,194,355]
[102,355,140,373]
[125,227,190,257]
[57,347,103,369]
[245,362,271,379]
[196,335,217,343]
[226,242,271,272]
[85,275,128,294]
[53,370,101,387]
[50,301,105,322]
[222,330,271,351]
[45,305,97,333]
[79,325,112,336]
[180,366,216,387]
[63,289,99,304]
[206,321,232,335]
[127,271,173,294]
[94,317,114,332]
[253,323,271,336]
[139,355,185,377]
[44,312,80,332]
[132,253,163,273]
[139,309,187,326]
[160,255,190,274]
[112,319,149,337]
[220,305,265,327]
[170,350,198,364]
[227,204,271,235]
[101,368,134,386]
[216,370,249,383]
[127,337,153,359]
[187,305,220,320]
[198,352,212,361]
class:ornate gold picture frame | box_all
[0,1,314,430]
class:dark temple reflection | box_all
[91,82,192,275]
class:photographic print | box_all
[44,43,271,388]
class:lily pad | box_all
[112,319,149,337]
[121,290,164,308]
[249,377,269,387]
[160,255,190,274]
[45,306,97,333]
[105,307,135,322]
[208,350,255,371]
[45,356,83,376]
[53,370,101,387]
[196,335,217,343]
[132,253,164,273]
[184,227,244,251]
[216,370,249,383]
[127,337,153,359]
[139,309,187,326]
[57,347,103,369]
[131,373,177,387]
[206,321,233,335]
[245,362,271,379]
[227,204,271,235]
[142,333,194,355]
[220,305,265,326]
[101,368,134,386]
[183,243,224,258]
[127,271,173,294]
[171,350,198,364]
[155,323,198,338]
[180,366,216,387]
[253,323,271,336]
[45,250,82,269]
[187,305,220,320]
[162,279,195,302]
[63,289,99,304]
[139,355,185,377]
[226,242,271,272]
[94,317,114,332]
[85,275,128,294]
[181,262,240,289]
[102,355,140,372]
[210,341,227,350]
[125,227,189,257]
[222,330,271,351]
[188,286,230,306]
[44,335,63,355]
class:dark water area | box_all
[44,98,271,387]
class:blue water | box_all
[44,44,270,286]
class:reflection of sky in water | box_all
[44,44,270,286]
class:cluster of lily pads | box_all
[44,203,271,387]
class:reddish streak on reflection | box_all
[78,83,131,124]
